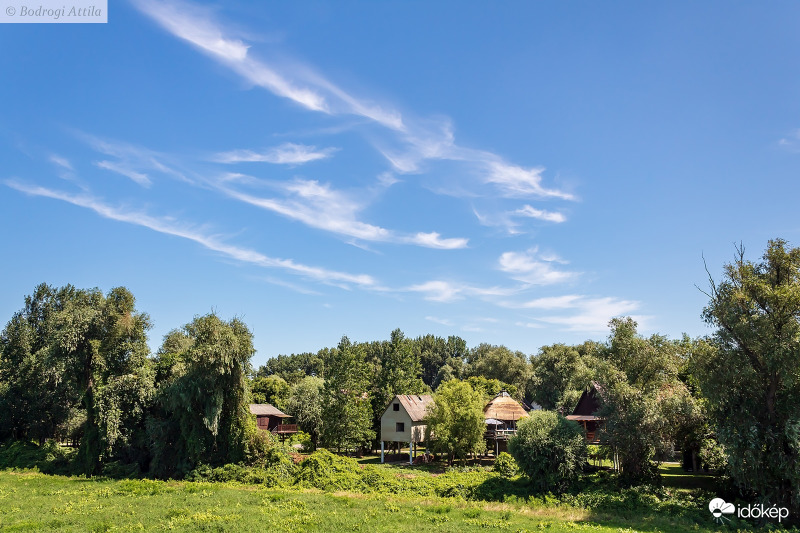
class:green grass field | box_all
[0,469,724,533]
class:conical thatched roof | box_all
[483,390,528,423]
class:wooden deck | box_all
[273,424,298,434]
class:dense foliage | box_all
[509,410,586,491]
[147,314,257,478]
[1,239,798,513]
[425,380,486,464]
[698,239,800,511]
[320,337,374,452]
[0,284,153,475]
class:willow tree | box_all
[699,239,800,510]
[148,313,256,477]
[0,284,153,475]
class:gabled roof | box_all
[483,390,528,422]
[571,382,605,418]
[249,404,290,418]
[389,394,434,422]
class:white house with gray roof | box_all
[379,394,434,464]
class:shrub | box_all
[0,440,75,475]
[492,452,518,478]
[508,410,587,492]
[294,448,361,491]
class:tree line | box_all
[1,239,799,512]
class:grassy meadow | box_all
[0,466,727,533]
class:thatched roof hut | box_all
[483,390,528,424]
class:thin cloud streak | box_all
[134,0,404,129]
[514,205,566,223]
[134,0,573,205]
[219,178,468,249]
[6,180,376,288]
[95,160,152,187]
[537,297,641,332]
[406,279,520,302]
[213,143,338,165]
[49,154,72,170]
[78,132,190,184]
[498,249,577,285]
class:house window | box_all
[393,403,400,411]
[396,422,405,432]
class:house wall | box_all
[380,406,413,443]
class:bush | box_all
[0,440,75,475]
[493,452,518,478]
[294,448,361,491]
[508,410,587,492]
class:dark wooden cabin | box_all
[565,383,604,444]
[249,404,298,438]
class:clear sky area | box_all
[2,1,799,367]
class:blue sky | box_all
[2,1,800,367]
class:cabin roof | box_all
[390,394,434,422]
[483,390,529,422]
[571,382,605,417]
[249,404,291,418]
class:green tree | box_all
[425,379,486,464]
[531,342,597,411]
[255,351,325,385]
[320,336,374,453]
[508,410,586,492]
[371,329,427,447]
[698,239,800,509]
[251,375,290,409]
[596,318,701,484]
[284,376,324,449]
[147,313,256,477]
[0,284,78,443]
[414,334,467,388]
[466,375,516,400]
[0,284,153,475]
[466,344,532,400]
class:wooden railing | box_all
[273,424,298,434]
[485,428,517,439]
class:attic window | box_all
[393,403,399,411]
[396,422,405,432]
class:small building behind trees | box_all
[379,394,434,463]
[565,383,604,444]
[249,404,298,439]
[483,390,529,453]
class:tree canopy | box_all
[698,239,800,510]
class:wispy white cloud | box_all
[514,205,566,223]
[406,280,519,302]
[213,143,337,165]
[134,0,574,208]
[498,248,577,285]
[425,316,454,326]
[49,154,72,170]
[515,295,583,309]
[485,162,574,200]
[513,295,641,332]
[408,232,468,250]
[78,133,188,185]
[95,160,152,187]
[6,180,376,288]
[778,129,800,152]
[537,297,641,332]
[219,177,468,249]
[133,0,403,129]
[409,281,464,302]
